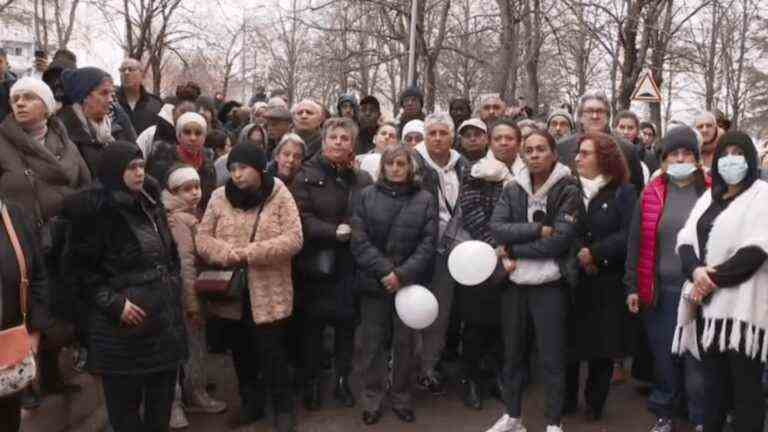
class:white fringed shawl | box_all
[673,180,768,363]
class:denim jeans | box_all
[643,289,705,424]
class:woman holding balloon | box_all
[351,145,437,426]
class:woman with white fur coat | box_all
[674,131,768,432]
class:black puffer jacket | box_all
[489,164,581,288]
[351,181,437,296]
[292,153,373,319]
[62,179,187,375]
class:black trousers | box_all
[222,300,293,413]
[462,323,502,381]
[565,358,613,412]
[500,281,566,425]
[0,394,20,432]
[702,349,765,432]
[303,315,355,380]
[102,369,177,432]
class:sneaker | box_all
[694,426,703,432]
[417,372,446,396]
[184,390,227,414]
[484,414,527,432]
[169,402,189,429]
[546,425,564,432]
[649,418,674,432]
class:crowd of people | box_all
[0,46,766,432]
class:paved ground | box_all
[183,354,700,432]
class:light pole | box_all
[407,0,418,87]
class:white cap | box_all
[10,77,56,116]
[458,118,487,134]
[175,112,208,136]
[402,119,425,138]
[167,166,200,190]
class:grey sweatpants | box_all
[419,253,455,375]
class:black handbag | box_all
[195,200,267,301]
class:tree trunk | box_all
[495,0,520,102]
[704,1,719,111]
[523,0,542,114]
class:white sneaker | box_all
[484,414,527,432]
[169,401,189,429]
[546,425,564,432]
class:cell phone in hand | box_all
[34,49,46,59]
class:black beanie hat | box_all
[61,67,111,104]
[661,126,700,161]
[227,142,267,172]
[399,85,424,107]
[97,141,143,191]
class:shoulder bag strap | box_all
[1,204,29,321]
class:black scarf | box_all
[225,174,275,210]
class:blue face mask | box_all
[718,154,748,185]
[667,162,697,181]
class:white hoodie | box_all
[509,162,572,286]
[415,142,462,238]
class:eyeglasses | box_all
[583,108,608,116]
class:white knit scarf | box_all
[673,180,768,363]
[579,175,607,208]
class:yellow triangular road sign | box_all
[632,72,662,103]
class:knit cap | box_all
[661,126,701,161]
[402,119,425,138]
[61,67,111,104]
[547,109,574,129]
[227,142,267,172]
[10,77,56,115]
[399,85,424,107]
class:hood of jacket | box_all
[415,142,461,173]
[471,150,524,184]
[514,161,572,198]
[161,188,196,214]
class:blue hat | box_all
[61,67,111,104]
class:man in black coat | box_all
[556,93,645,194]
[486,130,580,432]
[115,58,162,134]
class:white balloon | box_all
[447,240,497,286]
[395,285,439,330]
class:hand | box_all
[627,294,640,314]
[229,248,248,265]
[502,257,517,273]
[336,224,351,242]
[29,332,40,354]
[381,272,401,293]
[186,311,203,329]
[577,247,594,268]
[121,300,146,326]
[495,246,508,258]
[692,266,717,300]
[33,57,48,73]
[585,263,598,275]
[541,226,554,238]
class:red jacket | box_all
[636,174,710,307]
